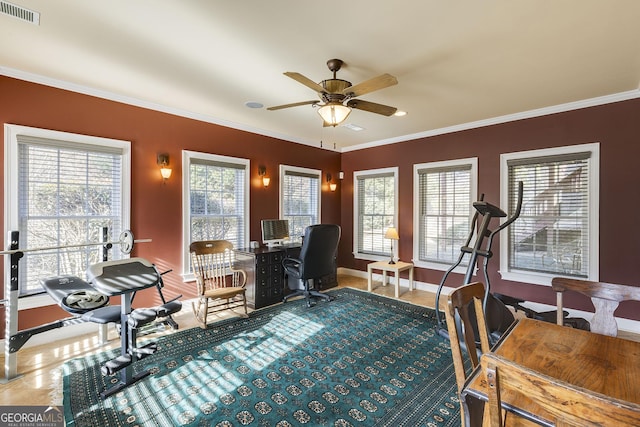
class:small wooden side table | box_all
[367,260,414,298]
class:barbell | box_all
[1,229,150,256]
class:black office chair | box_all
[282,224,341,307]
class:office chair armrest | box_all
[282,257,302,272]
[282,257,302,270]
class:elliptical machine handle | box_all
[493,181,523,235]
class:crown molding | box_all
[342,89,640,152]
[3,66,637,154]
[0,66,333,151]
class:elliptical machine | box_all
[434,182,523,344]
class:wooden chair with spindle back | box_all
[190,240,248,328]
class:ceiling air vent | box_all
[0,1,40,25]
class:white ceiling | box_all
[2,1,640,152]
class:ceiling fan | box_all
[267,58,398,127]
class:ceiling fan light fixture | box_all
[317,103,351,126]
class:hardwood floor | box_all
[0,274,636,407]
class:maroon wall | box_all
[340,98,640,320]
[2,74,639,332]
[0,76,340,332]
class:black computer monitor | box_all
[260,219,289,246]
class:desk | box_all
[461,317,640,425]
[235,244,337,309]
[367,261,414,298]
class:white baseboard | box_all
[338,267,640,335]
[338,267,453,296]
[0,321,113,352]
[4,272,638,351]
[0,298,196,351]
[516,300,640,335]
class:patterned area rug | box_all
[63,288,460,426]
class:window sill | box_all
[353,253,388,263]
[18,293,56,311]
[499,270,554,286]
[412,260,471,275]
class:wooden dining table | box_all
[461,317,640,426]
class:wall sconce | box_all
[258,165,270,187]
[157,153,172,181]
[326,173,337,192]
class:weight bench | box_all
[2,227,157,382]
[40,275,121,344]
[7,276,121,354]
[85,257,182,398]
[24,265,180,354]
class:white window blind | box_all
[507,150,593,278]
[356,171,396,257]
[16,135,126,296]
[189,158,247,249]
[281,167,320,239]
[416,162,473,266]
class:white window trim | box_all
[499,143,600,286]
[181,150,250,281]
[412,157,478,272]
[279,164,322,241]
[4,124,131,310]
[353,167,399,262]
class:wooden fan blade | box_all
[347,99,398,116]
[284,72,326,94]
[343,73,397,97]
[267,100,318,111]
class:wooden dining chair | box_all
[551,277,640,336]
[445,282,494,426]
[447,282,538,427]
[445,282,492,389]
[482,352,640,426]
[190,240,248,328]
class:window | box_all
[353,168,398,261]
[413,158,478,270]
[279,165,321,240]
[182,150,249,276]
[4,124,130,298]
[500,143,599,285]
